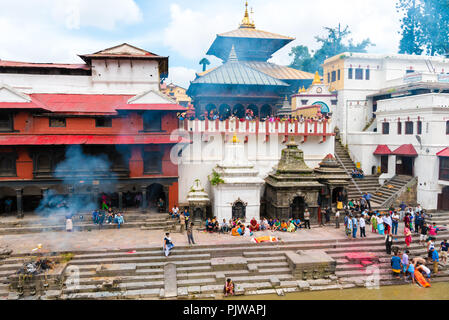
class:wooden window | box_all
[0,113,13,132]
[49,118,66,127]
[405,121,413,135]
[366,69,370,80]
[355,68,363,80]
[397,122,402,135]
[446,121,449,135]
[0,153,16,177]
[143,151,162,174]
[348,68,353,79]
[331,71,336,82]
[382,122,390,135]
[440,157,449,181]
[417,121,422,135]
[95,117,112,128]
[143,112,162,132]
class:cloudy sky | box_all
[0,0,402,87]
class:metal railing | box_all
[377,176,417,209]
[334,145,363,197]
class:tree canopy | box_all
[289,24,374,73]
[397,0,449,56]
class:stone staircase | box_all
[371,175,415,208]
[428,211,449,227]
[0,212,176,235]
[2,228,449,300]
[334,140,381,202]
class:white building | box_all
[323,52,449,210]
[322,52,449,145]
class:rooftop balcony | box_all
[182,118,334,143]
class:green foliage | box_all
[397,0,449,56]
[59,253,74,263]
[209,170,224,186]
[289,24,374,73]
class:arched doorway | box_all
[291,196,305,220]
[438,186,449,211]
[232,200,246,219]
[332,187,346,205]
[193,207,204,220]
[219,104,231,119]
[260,104,272,119]
[205,104,217,117]
[233,104,245,119]
[147,183,166,211]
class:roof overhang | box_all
[373,145,392,155]
[392,144,418,157]
[437,147,449,157]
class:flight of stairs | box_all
[0,212,176,235]
[371,175,414,208]
[334,140,381,202]
[2,229,449,300]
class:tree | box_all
[199,58,210,72]
[397,0,424,55]
[397,0,449,56]
[289,24,374,73]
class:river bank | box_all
[228,281,449,300]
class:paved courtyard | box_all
[0,222,387,254]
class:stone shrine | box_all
[211,135,264,222]
[264,139,323,222]
[187,179,210,222]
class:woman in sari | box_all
[224,279,234,296]
[371,214,378,233]
[249,218,259,232]
[404,225,412,247]
[377,214,385,235]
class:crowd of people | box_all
[177,109,330,123]
[351,168,365,179]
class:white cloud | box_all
[163,0,402,67]
[167,66,197,89]
[51,0,143,30]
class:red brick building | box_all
[0,44,186,216]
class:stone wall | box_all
[393,178,417,207]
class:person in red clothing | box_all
[249,217,260,232]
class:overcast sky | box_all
[0,0,402,88]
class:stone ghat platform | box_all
[1,231,448,300]
[0,212,175,235]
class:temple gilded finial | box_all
[312,71,322,85]
[240,1,255,29]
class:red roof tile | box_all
[437,147,449,157]
[0,60,90,70]
[0,135,190,146]
[392,144,418,157]
[373,145,392,155]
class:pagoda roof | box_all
[190,61,289,87]
[217,28,294,40]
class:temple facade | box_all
[0,44,186,216]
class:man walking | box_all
[351,215,358,239]
[187,222,195,245]
[303,209,311,229]
[363,192,372,211]
[399,201,406,221]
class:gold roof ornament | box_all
[301,86,306,93]
[231,133,241,144]
[312,71,322,85]
[240,1,255,29]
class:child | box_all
[440,239,448,264]
[404,225,412,247]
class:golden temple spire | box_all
[312,71,322,85]
[240,1,255,29]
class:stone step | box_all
[62,287,161,300]
[69,253,211,265]
[64,280,165,294]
